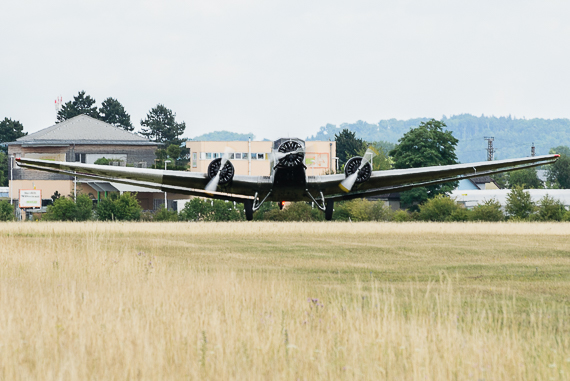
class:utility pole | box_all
[9,155,14,205]
[484,137,494,161]
[531,142,535,157]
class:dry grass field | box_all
[1,222,569,380]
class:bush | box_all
[153,206,179,222]
[418,195,464,222]
[264,202,324,221]
[505,186,535,220]
[96,193,142,221]
[470,199,504,222]
[332,199,392,221]
[537,194,566,221]
[392,209,412,222]
[0,200,15,221]
[43,194,93,221]
[179,198,244,221]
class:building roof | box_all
[8,115,159,146]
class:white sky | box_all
[1,0,569,140]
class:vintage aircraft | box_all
[15,137,559,220]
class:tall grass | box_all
[0,222,569,379]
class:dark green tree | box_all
[0,152,7,187]
[166,144,181,160]
[0,200,14,221]
[537,194,566,221]
[113,193,142,221]
[0,118,26,150]
[0,117,26,186]
[43,195,92,221]
[417,195,465,222]
[153,206,179,221]
[335,129,366,165]
[99,97,133,131]
[94,157,110,165]
[56,91,100,122]
[179,198,212,221]
[96,192,141,221]
[505,186,535,219]
[507,167,543,189]
[547,146,570,189]
[140,104,186,147]
[389,119,459,208]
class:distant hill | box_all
[307,114,570,163]
[192,131,255,141]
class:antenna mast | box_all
[484,137,494,161]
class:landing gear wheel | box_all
[244,200,254,221]
[325,199,334,221]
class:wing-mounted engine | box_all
[207,158,235,185]
[339,149,374,193]
[344,156,372,184]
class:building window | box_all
[192,152,197,168]
[235,153,242,159]
[242,153,249,160]
[205,153,212,159]
[257,153,265,160]
[75,153,86,163]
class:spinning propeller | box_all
[205,147,234,192]
[339,149,374,193]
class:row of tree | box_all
[1,185,567,222]
[57,91,187,150]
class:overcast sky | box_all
[1,0,569,140]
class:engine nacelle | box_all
[276,139,305,168]
[344,156,372,184]
[207,158,235,185]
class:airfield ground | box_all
[1,222,569,380]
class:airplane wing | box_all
[15,158,271,202]
[307,154,560,201]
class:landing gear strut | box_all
[244,200,253,221]
[325,199,334,221]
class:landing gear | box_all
[325,199,334,221]
[244,200,253,221]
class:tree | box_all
[0,152,7,187]
[56,91,99,122]
[153,206,179,221]
[96,192,142,221]
[43,195,92,221]
[507,167,543,189]
[113,193,142,221]
[505,186,535,219]
[99,97,133,131]
[470,199,504,221]
[335,129,366,165]
[140,104,186,147]
[417,195,467,222]
[389,119,459,208]
[0,118,26,150]
[94,157,110,165]
[0,200,14,221]
[536,194,566,221]
[166,144,181,160]
[547,146,570,189]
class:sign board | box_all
[19,189,42,209]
